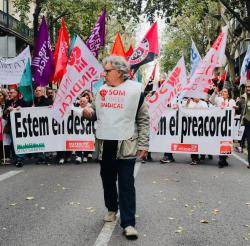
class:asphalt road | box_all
[0,152,249,246]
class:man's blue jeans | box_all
[100,154,136,229]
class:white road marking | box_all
[232,152,249,166]
[0,170,23,182]
[93,162,141,246]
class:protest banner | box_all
[52,35,103,123]
[0,46,30,85]
[149,107,234,155]
[10,107,95,154]
[233,115,245,141]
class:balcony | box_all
[0,10,33,44]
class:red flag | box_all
[53,19,70,83]
[125,45,134,60]
[129,22,159,73]
[111,33,126,57]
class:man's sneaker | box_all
[75,156,82,164]
[104,211,117,222]
[15,161,23,168]
[247,163,250,169]
[166,158,175,163]
[59,158,65,164]
[83,157,88,163]
[141,158,146,164]
[37,158,44,164]
[236,146,243,153]
[190,160,199,165]
[124,226,138,240]
[160,157,169,164]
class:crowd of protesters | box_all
[0,86,94,167]
[144,74,250,169]
[0,72,250,169]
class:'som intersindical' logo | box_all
[100,89,108,101]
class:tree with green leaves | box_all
[160,0,219,74]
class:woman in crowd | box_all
[210,87,236,168]
[3,88,26,167]
[0,89,8,162]
[185,97,208,165]
[75,96,93,164]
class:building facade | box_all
[0,0,35,57]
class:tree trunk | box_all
[246,0,250,18]
[49,15,54,45]
[225,49,236,83]
[219,0,250,32]
[33,0,43,43]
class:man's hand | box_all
[83,107,94,119]
[213,86,219,94]
[8,106,14,112]
[137,150,148,160]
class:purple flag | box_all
[31,16,55,87]
[86,9,106,58]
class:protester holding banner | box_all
[75,96,93,164]
[241,80,250,169]
[34,86,52,164]
[3,88,26,167]
[34,87,52,107]
[210,87,236,168]
[83,56,149,239]
[186,98,208,165]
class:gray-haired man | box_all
[83,56,149,239]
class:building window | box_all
[3,0,8,13]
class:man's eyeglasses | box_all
[104,69,116,74]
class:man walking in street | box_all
[83,56,149,239]
[241,80,250,169]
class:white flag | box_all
[0,46,30,85]
[240,45,250,85]
[181,26,228,99]
[190,39,201,76]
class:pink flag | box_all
[146,57,187,134]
